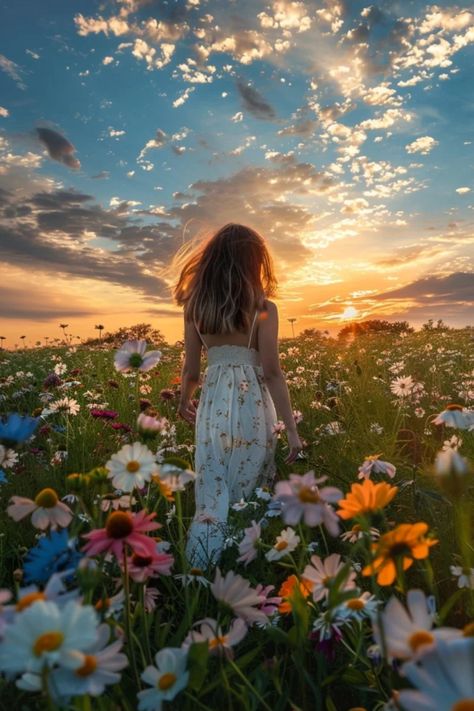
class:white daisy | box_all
[265,527,300,562]
[106,442,159,492]
[450,565,474,590]
[138,647,189,711]
[210,568,269,625]
[114,340,162,374]
[182,617,247,659]
[398,637,474,711]
[373,589,461,661]
[390,375,414,397]
[0,600,98,674]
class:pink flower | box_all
[7,488,73,530]
[82,510,160,561]
[273,470,343,535]
[303,553,357,603]
[124,546,174,583]
[237,521,261,566]
[255,584,281,616]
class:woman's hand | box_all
[284,429,303,465]
[178,399,197,425]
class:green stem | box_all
[139,584,153,665]
[226,658,272,711]
[123,549,141,689]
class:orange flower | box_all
[152,475,175,502]
[337,479,398,520]
[277,574,313,614]
[362,522,438,586]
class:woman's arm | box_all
[178,316,202,424]
[258,301,303,463]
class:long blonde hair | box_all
[171,223,278,334]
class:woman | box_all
[172,223,302,569]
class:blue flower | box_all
[0,413,39,447]
[0,469,7,484]
[23,529,83,585]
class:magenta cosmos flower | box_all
[82,510,160,560]
[114,340,162,373]
[273,470,343,535]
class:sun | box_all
[341,306,359,320]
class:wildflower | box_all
[182,617,247,659]
[47,397,80,416]
[49,623,128,697]
[114,340,162,373]
[293,410,303,424]
[100,494,136,512]
[106,442,159,492]
[337,591,379,621]
[337,479,398,520]
[432,404,474,429]
[362,523,438,586]
[0,600,98,674]
[277,574,313,614]
[340,523,380,544]
[450,565,474,590]
[174,569,210,588]
[398,637,474,711]
[0,445,18,469]
[137,412,167,436]
[237,520,261,566]
[90,408,118,420]
[12,571,80,613]
[265,527,300,562]
[302,553,357,603]
[124,546,174,583]
[273,470,342,535]
[138,648,189,711]
[272,420,286,437]
[434,446,471,477]
[7,488,73,530]
[390,376,414,397]
[358,454,396,480]
[154,458,196,492]
[82,509,160,560]
[210,568,270,625]
[255,487,272,501]
[144,587,160,613]
[373,589,461,661]
[255,584,281,616]
[159,388,175,401]
[0,413,39,446]
[23,529,82,585]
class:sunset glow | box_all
[1,0,473,346]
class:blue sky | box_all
[0,0,473,344]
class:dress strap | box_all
[194,318,207,350]
[247,309,258,349]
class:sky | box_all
[0,0,473,348]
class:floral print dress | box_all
[185,310,278,569]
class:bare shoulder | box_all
[261,299,278,315]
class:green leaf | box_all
[187,641,209,691]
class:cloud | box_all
[456,187,471,195]
[405,136,439,155]
[236,80,277,120]
[0,285,96,320]
[36,127,81,170]
[372,272,474,303]
[0,53,27,90]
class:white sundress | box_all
[185,309,278,570]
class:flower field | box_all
[0,327,473,711]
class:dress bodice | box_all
[206,344,262,368]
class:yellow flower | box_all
[362,523,438,586]
[337,479,398,520]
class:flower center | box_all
[126,460,141,473]
[299,486,320,504]
[446,404,464,411]
[346,598,365,611]
[16,591,46,611]
[95,597,110,610]
[33,631,64,656]
[275,540,289,551]
[408,630,434,652]
[158,672,176,690]
[463,622,474,637]
[131,554,153,567]
[76,654,97,677]
[322,575,333,586]
[129,353,143,368]
[452,702,474,711]
[105,511,134,539]
[388,542,412,559]
[209,635,227,650]
[190,567,203,576]
[34,488,59,508]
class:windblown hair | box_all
[171,223,278,335]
